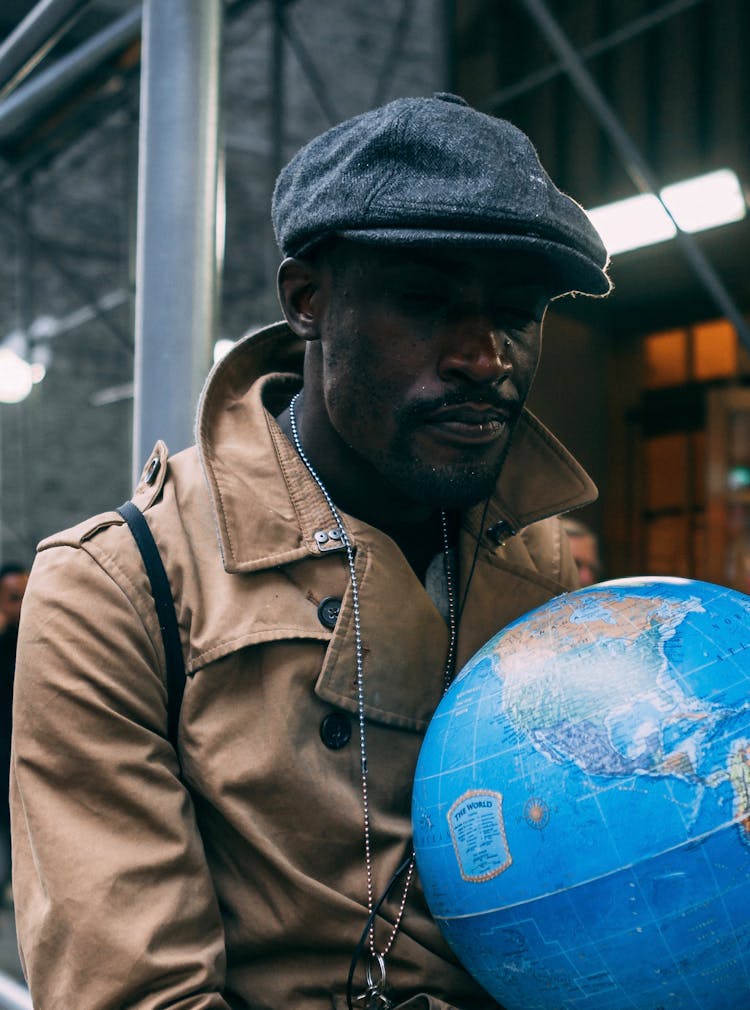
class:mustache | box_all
[402,387,522,421]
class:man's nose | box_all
[437,317,512,384]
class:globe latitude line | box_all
[429,814,750,922]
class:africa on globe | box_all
[412,576,750,1009]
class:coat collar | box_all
[196,321,597,573]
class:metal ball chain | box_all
[288,393,458,973]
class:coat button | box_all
[317,596,341,629]
[320,712,352,750]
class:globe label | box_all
[448,789,512,882]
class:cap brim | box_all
[332,227,612,299]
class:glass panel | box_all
[692,319,737,381]
[644,329,688,388]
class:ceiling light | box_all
[588,193,676,255]
[0,347,33,403]
[587,168,747,256]
[661,169,747,233]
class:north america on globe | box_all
[491,589,750,839]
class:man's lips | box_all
[420,403,516,445]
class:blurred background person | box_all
[561,517,603,588]
[0,563,29,906]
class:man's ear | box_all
[277,257,324,340]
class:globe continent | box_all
[412,576,750,1009]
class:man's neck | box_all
[276,400,453,581]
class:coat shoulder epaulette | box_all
[36,440,171,553]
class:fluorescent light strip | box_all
[587,169,747,256]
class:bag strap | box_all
[116,500,185,751]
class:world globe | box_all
[412,576,750,1009]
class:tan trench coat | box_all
[11,322,597,1010]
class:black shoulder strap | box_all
[116,500,185,751]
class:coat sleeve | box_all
[11,541,230,1010]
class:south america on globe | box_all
[412,577,750,1009]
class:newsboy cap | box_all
[272,92,611,298]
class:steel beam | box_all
[281,17,340,125]
[371,0,415,107]
[0,0,92,99]
[132,0,224,480]
[0,7,141,141]
[0,197,133,351]
[489,0,704,110]
[519,0,750,352]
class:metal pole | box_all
[519,0,750,352]
[0,7,141,141]
[133,0,223,481]
[0,0,91,99]
[270,0,284,179]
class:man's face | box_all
[0,572,28,629]
[310,244,548,509]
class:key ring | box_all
[365,951,387,993]
[355,951,392,1009]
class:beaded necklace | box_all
[288,392,458,1008]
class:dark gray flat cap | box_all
[272,93,611,298]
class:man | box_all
[0,565,28,636]
[12,93,610,1010]
[0,562,28,902]
[561,516,603,587]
